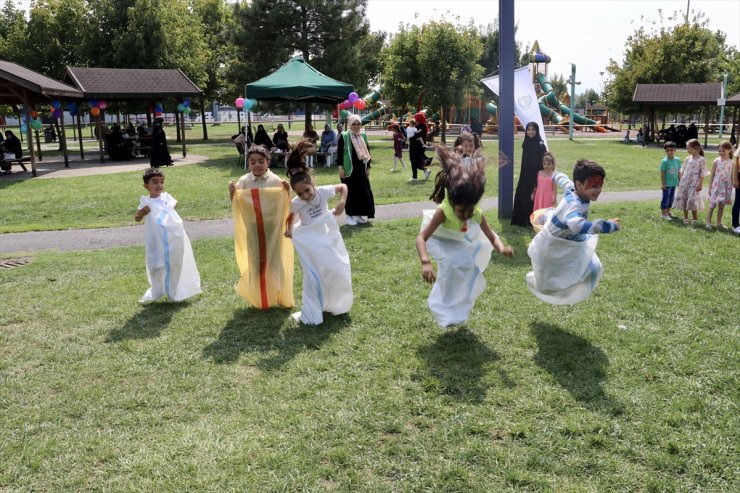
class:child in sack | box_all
[526,159,620,305]
[135,168,201,302]
[284,142,353,325]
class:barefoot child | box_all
[416,146,514,327]
[284,142,353,325]
[229,144,294,309]
[135,168,201,302]
[526,159,620,305]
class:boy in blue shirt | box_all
[660,141,682,219]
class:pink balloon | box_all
[354,99,366,110]
[98,100,107,110]
[235,97,245,109]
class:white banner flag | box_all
[481,66,548,149]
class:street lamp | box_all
[567,63,581,141]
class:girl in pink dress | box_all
[705,141,734,229]
[532,152,557,210]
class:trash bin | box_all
[43,127,52,143]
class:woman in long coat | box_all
[150,122,173,167]
[337,114,375,226]
[511,122,546,227]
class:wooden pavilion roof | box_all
[0,60,83,104]
[633,83,722,105]
[63,67,202,101]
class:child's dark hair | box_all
[453,131,479,151]
[143,168,164,183]
[573,159,605,184]
[246,144,271,161]
[542,151,555,166]
[286,140,316,187]
[429,145,486,206]
[663,141,676,150]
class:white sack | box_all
[141,200,201,302]
[290,212,352,325]
[421,209,493,328]
[526,227,602,305]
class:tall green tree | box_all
[226,0,383,125]
[478,21,523,77]
[382,21,484,143]
[603,10,733,114]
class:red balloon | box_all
[354,99,366,110]
[332,109,338,118]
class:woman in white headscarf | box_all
[337,114,375,225]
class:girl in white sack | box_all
[284,141,353,325]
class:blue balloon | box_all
[69,110,77,117]
[51,100,61,110]
[68,102,77,111]
[20,124,28,133]
[183,99,191,107]
[89,98,99,107]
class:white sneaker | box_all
[733,226,740,234]
[346,215,357,226]
[408,177,418,182]
[291,311,302,322]
[356,216,367,224]
[423,169,431,180]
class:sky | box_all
[367,0,740,93]
[11,0,740,95]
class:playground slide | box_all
[361,105,387,124]
[535,73,607,132]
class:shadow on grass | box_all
[531,321,624,415]
[416,328,501,403]
[106,302,189,342]
[202,307,350,369]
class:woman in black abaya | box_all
[511,121,546,227]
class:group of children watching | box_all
[659,139,740,233]
[135,127,632,328]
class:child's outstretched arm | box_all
[284,212,295,238]
[415,208,445,283]
[333,183,348,216]
[229,181,237,201]
[480,216,514,257]
[134,205,150,222]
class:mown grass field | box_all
[1,200,738,491]
[1,138,725,233]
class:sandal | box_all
[716,224,727,230]
[683,218,690,225]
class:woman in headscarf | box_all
[511,121,546,227]
[253,124,273,149]
[150,120,173,167]
[272,124,289,152]
[337,114,375,226]
[409,112,431,181]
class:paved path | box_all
[0,190,656,255]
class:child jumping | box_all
[705,141,734,229]
[229,144,294,309]
[416,146,514,328]
[284,142,353,325]
[532,151,557,210]
[135,168,201,303]
[659,141,681,219]
[673,138,707,225]
[526,159,620,305]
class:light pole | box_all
[567,63,581,141]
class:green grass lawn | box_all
[2,138,723,233]
[1,201,737,491]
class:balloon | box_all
[354,99,366,110]
[486,102,496,113]
[332,109,338,118]
[184,107,191,115]
[90,107,100,116]
[67,102,77,111]
[235,97,245,109]
[69,110,77,117]
[243,99,253,110]
[348,92,359,103]
[250,99,258,109]
[183,98,191,107]
[20,124,28,133]
[177,103,185,112]
[98,100,107,110]
[339,109,349,118]
[89,98,99,107]
[30,110,39,118]
[155,111,162,116]
[31,120,42,130]
[52,109,62,119]
[51,100,61,110]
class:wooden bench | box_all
[316,150,337,167]
[1,156,30,174]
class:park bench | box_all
[316,149,337,167]
[0,155,30,174]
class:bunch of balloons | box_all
[177,99,193,115]
[234,97,258,111]
[89,98,108,117]
[339,91,368,110]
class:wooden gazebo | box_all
[0,60,83,176]
[63,67,203,162]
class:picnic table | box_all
[0,155,30,174]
